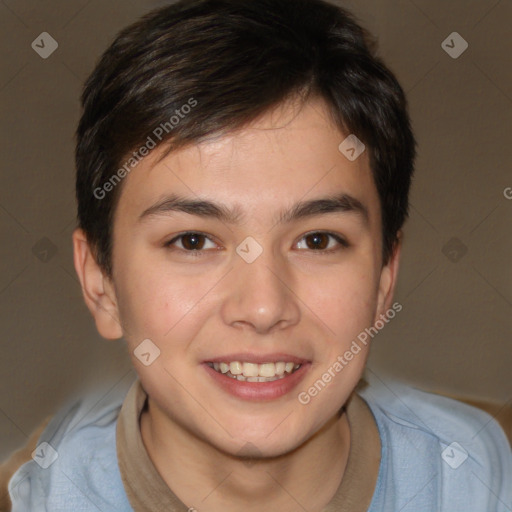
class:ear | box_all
[374,232,402,322]
[72,228,123,340]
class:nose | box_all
[220,247,301,334]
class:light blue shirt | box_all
[8,377,512,511]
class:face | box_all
[75,97,399,458]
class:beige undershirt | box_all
[116,379,381,512]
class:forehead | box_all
[114,98,380,226]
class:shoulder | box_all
[7,380,134,512]
[359,379,512,512]
[0,416,52,512]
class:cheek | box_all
[297,268,376,412]
[303,263,379,343]
[115,260,216,342]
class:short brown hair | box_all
[76,0,416,277]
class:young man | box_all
[4,0,511,510]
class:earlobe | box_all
[375,234,402,321]
[72,228,123,340]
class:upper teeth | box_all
[211,361,300,378]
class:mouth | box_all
[202,355,311,401]
[205,361,302,382]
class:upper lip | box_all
[204,353,310,365]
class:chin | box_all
[202,416,310,460]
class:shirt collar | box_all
[116,379,381,511]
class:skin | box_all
[73,97,401,511]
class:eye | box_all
[296,231,348,252]
[165,232,218,254]
[163,231,348,257]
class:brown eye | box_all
[165,232,217,253]
[305,232,329,250]
[296,232,348,252]
[180,233,206,250]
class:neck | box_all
[140,401,350,512]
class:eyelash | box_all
[163,231,349,257]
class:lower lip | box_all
[203,363,311,401]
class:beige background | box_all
[0,0,510,460]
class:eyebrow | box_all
[138,192,369,226]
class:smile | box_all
[203,354,311,400]
[206,361,301,382]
